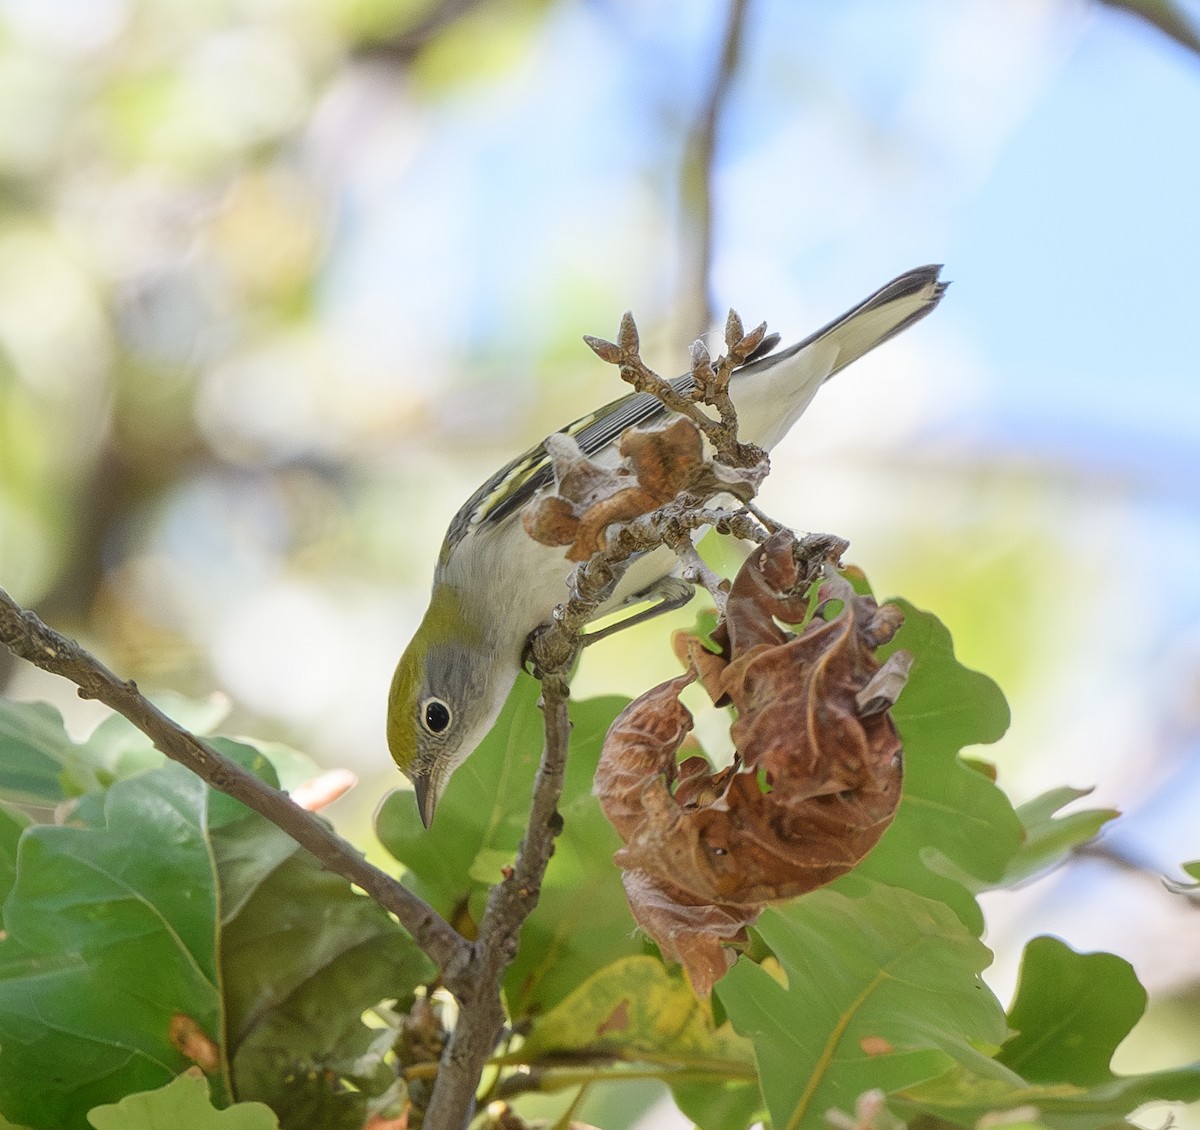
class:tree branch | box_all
[0,587,467,976]
[424,672,575,1128]
[678,0,754,341]
[585,307,771,469]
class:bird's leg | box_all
[579,576,695,647]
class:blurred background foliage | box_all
[1,0,1199,1126]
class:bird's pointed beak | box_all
[412,771,442,829]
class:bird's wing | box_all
[441,264,945,559]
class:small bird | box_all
[388,265,947,826]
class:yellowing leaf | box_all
[513,955,753,1073]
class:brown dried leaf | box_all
[522,430,641,560]
[596,531,910,990]
[672,532,816,706]
[592,671,696,841]
[523,417,760,562]
[620,417,706,497]
[671,632,728,703]
[522,494,584,550]
[546,431,625,500]
[618,867,754,995]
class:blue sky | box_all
[954,10,1200,454]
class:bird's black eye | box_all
[421,698,452,735]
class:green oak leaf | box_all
[86,1070,277,1130]
[231,935,420,1130]
[200,743,432,1128]
[223,841,433,1126]
[0,723,425,1130]
[68,694,234,791]
[858,599,1020,932]
[0,763,225,1130]
[896,937,1200,1128]
[896,1062,1200,1129]
[670,1077,766,1130]
[999,936,1144,1087]
[218,823,420,1050]
[0,802,29,906]
[0,697,237,807]
[0,701,85,804]
[995,789,1118,889]
[717,878,1017,1130]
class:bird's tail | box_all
[740,264,948,382]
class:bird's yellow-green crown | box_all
[386,582,475,773]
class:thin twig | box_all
[669,539,729,613]
[0,588,467,976]
[745,499,784,534]
[689,505,773,543]
[422,496,635,1124]
[423,672,576,1128]
[584,309,770,469]
[491,1060,759,1101]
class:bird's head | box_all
[386,582,509,826]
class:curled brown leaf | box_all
[595,531,909,992]
[523,417,761,562]
[617,868,751,992]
